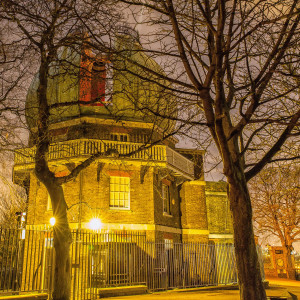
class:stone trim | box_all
[49,116,154,130]
[27,223,229,238]
[182,229,210,235]
[26,223,184,234]
[209,234,233,239]
[205,191,227,196]
[184,180,206,186]
[155,225,181,234]
[45,116,179,144]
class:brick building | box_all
[13,38,233,245]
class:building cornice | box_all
[209,234,233,239]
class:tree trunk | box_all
[52,229,72,300]
[42,182,72,300]
[228,175,267,300]
[284,245,296,280]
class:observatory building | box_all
[13,37,233,244]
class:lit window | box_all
[162,183,171,215]
[110,177,130,209]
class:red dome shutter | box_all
[91,61,106,106]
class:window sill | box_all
[109,207,131,211]
[163,212,173,217]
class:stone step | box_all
[97,285,148,298]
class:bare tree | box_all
[2,0,300,299]
[0,174,26,228]
[0,19,29,153]
[0,1,123,299]
[1,1,181,299]
[111,1,300,299]
[249,164,300,279]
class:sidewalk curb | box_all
[152,284,239,294]
[151,281,270,294]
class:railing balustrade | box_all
[14,139,194,177]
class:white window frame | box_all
[109,176,130,210]
[162,183,171,215]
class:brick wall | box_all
[26,162,155,227]
[205,181,233,235]
[80,163,154,225]
[153,169,181,229]
[180,181,208,230]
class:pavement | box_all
[105,278,300,300]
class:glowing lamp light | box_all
[89,218,102,230]
[50,217,56,226]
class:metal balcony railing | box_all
[14,139,194,178]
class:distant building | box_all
[264,246,296,280]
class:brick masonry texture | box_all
[25,158,233,243]
[27,162,155,226]
[206,193,233,234]
[153,169,181,229]
[180,181,208,230]
[205,183,233,235]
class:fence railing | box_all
[145,241,238,291]
[0,228,55,294]
[0,228,240,299]
[14,139,194,178]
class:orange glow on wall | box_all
[106,170,132,177]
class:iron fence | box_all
[0,228,241,299]
[70,229,147,300]
[145,241,238,290]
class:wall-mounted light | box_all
[89,218,102,230]
[50,217,56,226]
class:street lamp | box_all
[50,217,56,226]
[89,218,102,230]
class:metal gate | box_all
[145,241,238,290]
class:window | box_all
[110,133,129,142]
[162,183,171,215]
[132,133,149,143]
[164,239,173,250]
[110,177,130,209]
